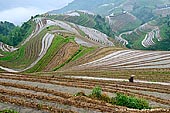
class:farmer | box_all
[129,75,135,83]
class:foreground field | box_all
[0,72,169,113]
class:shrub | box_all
[115,93,150,109]
[0,109,18,113]
[91,86,102,98]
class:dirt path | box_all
[66,76,170,86]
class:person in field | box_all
[129,75,135,83]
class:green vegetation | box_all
[115,93,150,110]
[72,46,95,61]
[0,109,18,113]
[122,31,145,49]
[132,6,155,24]
[147,16,170,50]
[0,21,15,36]
[94,15,114,37]
[0,20,35,46]
[119,19,142,33]
[53,45,95,71]
[0,46,25,61]
[26,35,69,72]
[47,12,114,37]
[123,15,170,51]
[91,86,102,98]
[75,86,150,109]
[0,27,49,69]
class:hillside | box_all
[50,0,170,21]
[1,16,170,74]
[117,16,170,50]
[0,16,113,73]
[47,11,114,37]
[106,12,142,33]
[0,20,35,46]
[49,0,170,34]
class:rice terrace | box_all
[0,0,170,113]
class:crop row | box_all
[0,74,169,93]
[0,94,75,113]
[0,75,169,106]
[0,82,127,112]
[0,79,169,113]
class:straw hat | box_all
[131,75,135,77]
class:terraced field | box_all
[0,14,170,113]
[107,12,141,33]
[0,17,114,73]
[0,42,18,52]
[0,72,169,113]
[141,28,161,48]
[154,7,170,17]
[72,49,170,70]
[116,21,162,49]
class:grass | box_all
[72,46,96,61]
[0,24,65,69]
[0,46,25,61]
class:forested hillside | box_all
[0,20,35,46]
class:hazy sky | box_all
[0,0,74,25]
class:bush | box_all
[115,93,150,109]
[0,109,18,113]
[91,86,102,98]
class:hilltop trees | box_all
[0,20,34,46]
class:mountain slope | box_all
[50,0,170,19]
[119,16,170,50]
[49,0,170,34]
[0,16,113,72]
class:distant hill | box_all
[49,0,170,21]
[49,0,170,34]
[119,16,170,51]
